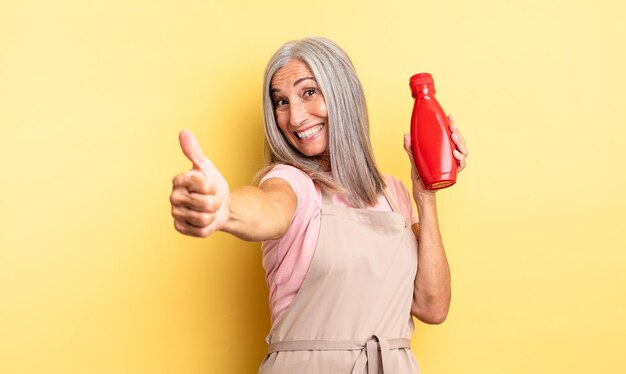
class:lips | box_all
[295,124,324,140]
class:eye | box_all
[303,89,317,97]
[273,98,288,108]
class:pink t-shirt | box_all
[259,164,419,326]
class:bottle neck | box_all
[411,84,436,98]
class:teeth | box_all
[296,124,323,140]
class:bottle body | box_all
[410,73,457,190]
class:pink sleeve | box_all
[259,164,322,325]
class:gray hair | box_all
[257,37,385,208]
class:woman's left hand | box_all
[403,114,469,195]
[449,115,469,173]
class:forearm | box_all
[411,193,451,324]
[220,185,293,242]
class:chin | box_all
[301,147,327,158]
[291,141,327,158]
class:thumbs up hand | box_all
[170,130,230,238]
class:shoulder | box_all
[260,164,320,210]
[383,175,410,197]
[261,165,322,247]
[262,163,307,176]
[383,175,418,225]
[260,164,315,193]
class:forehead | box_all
[271,59,315,88]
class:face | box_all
[270,59,329,158]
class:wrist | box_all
[414,191,437,216]
[413,190,436,205]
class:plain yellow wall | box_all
[2,0,625,373]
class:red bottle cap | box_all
[410,73,433,87]
[409,73,435,97]
[409,73,435,88]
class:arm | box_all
[410,195,451,324]
[404,115,468,324]
[170,130,297,241]
[221,179,296,241]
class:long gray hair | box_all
[257,37,385,208]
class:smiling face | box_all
[270,59,329,158]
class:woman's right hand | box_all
[170,130,230,238]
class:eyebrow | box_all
[294,76,316,86]
[270,76,317,94]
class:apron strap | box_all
[381,189,400,214]
[321,188,333,205]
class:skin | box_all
[403,115,468,324]
[271,60,329,160]
[170,59,469,324]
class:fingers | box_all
[448,114,469,172]
[403,133,414,161]
[173,218,214,238]
[171,170,222,214]
[449,115,467,152]
[453,149,467,172]
[173,131,229,238]
[179,129,216,175]
[403,133,418,171]
[172,204,216,227]
[452,125,466,146]
[403,133,422,184]
[451,131,469,157]
[404,134,415,169]
[171,186,222,238]
[170,186,221,212]
[172,170,215,194]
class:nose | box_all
[289,98,309,128]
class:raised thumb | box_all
[179,129,215,175]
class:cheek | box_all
[275,112,290,134]
[313,99,328,119]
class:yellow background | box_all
[1,0,625,373]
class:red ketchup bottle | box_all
[409,73,457,190]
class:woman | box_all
[170,37,468,373]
